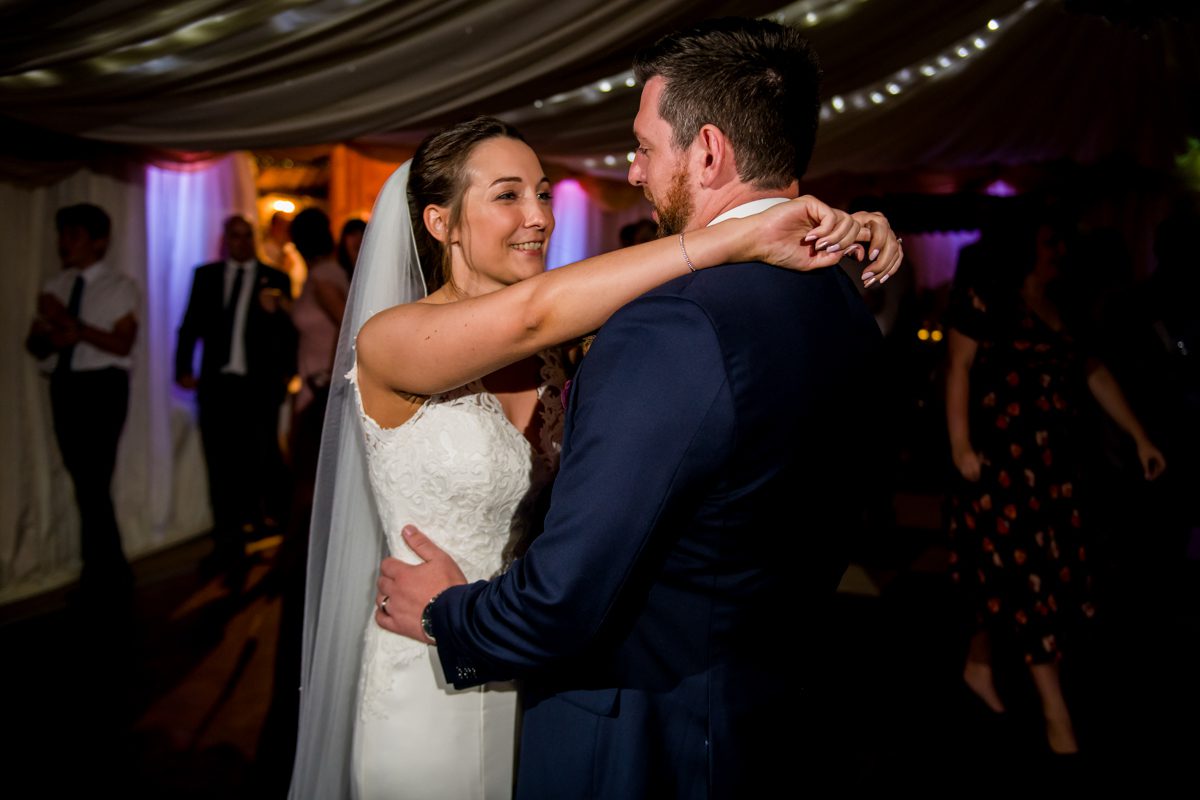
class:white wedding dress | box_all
[348,351,564,800]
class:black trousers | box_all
[198,374,288,547]
[49,368,131,586]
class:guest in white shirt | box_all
[26,203,138,599]
[175,215,296,573]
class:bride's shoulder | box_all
[357,282,461,369]
[356,300,436,365]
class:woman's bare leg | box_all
[1030,661,1079,754]
[962,630,1007,713]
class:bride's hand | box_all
[751,197,903,286]
[849,209,903,286]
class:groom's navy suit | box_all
[432,261,882,798]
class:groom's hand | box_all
[375,525,467,643]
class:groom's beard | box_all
[648,163,694,238]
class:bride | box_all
[289,116,901,799]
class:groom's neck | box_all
[688,180,800,230]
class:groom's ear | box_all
[423,205,451,243]
[695,124,734,189]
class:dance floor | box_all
[2,492,1195,797]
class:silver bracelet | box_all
[678,232,696,273]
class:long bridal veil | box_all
[289,162,426,799]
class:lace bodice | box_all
[352,350,565,703]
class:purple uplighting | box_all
[985,179,1017,197]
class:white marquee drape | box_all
[0,155,257,601]
[1,167,147,600]
[142,152,261,545]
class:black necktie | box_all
[55,275,85,374]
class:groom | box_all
[378,18,889,797]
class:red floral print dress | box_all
[947,295,1096,664]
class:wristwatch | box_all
[420,592,441,644]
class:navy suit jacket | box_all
[432,262,882,798]
[175,260,296,405]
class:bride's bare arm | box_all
[358,196,902,396]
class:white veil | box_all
[289,161,426,799]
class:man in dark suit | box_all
[377,18,898,797]
[176,215,296,568]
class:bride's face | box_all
[447,137,555,294]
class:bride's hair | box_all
[408,116,529,292]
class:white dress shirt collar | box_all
[74,259,108,284]
[707,197,792,227]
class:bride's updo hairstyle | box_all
[408,116,529,292]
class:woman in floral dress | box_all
[945,219,1165,754]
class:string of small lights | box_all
[529,0,1038,174]
[819,0,1041,123]
[500,1,874,170]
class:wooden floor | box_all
[2,536,292,798]
[3,493,1198,797]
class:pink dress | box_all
[292,257,349,412]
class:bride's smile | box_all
[440,136,556,296]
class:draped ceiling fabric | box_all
[807,1,1200,179]
[1,0,1196,180]
[0,0,782,155]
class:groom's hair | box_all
[633,17,822,189]
[410,116,528,292]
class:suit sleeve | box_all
[431,293,734,688]
[175,268,204,381]
[266,267,298,376]
[247,265,297,383]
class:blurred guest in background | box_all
[291,208,347,422]
[336,217,367,280]
[259,207,349,793]
[26,203,138,601]
[1125,206,1199,551]
[1088,204,1200,603]
[1140,207,1200,561]
[287,208,347,546]
[945,209,1165,754]
[176,215,297,572]
[262,210,292,268]
[618,218,657,248]
[263,210,305,297]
